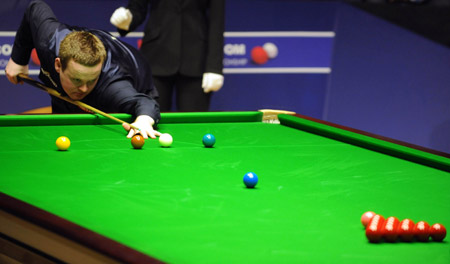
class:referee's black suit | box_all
[119,0,225,111]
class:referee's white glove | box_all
[123,115,161,139]
[202,73,224,93]
[110,7,133,31]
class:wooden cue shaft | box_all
[17,74,140,131]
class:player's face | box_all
[55,58,102,100]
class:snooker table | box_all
[0,111,449,264]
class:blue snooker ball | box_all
[243,172,258,188]
[202,133,216,148]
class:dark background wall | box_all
[0,0,449,154]
[328,2,450,154]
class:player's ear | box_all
[55,58,62,73]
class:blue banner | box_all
[223,31,334,74]
[1,31,334,75]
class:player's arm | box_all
[123,115,161,139]
[126,96,161,139]
[98,79,161,139]
[7,0,59,84]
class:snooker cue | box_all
[17,73,140,131]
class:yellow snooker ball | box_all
[56,136,71,151]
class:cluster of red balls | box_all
[361,211,446,243]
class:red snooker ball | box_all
[383,216,400,242]
[398,219,415,242]
[429,223,446,242]
[131,134,145,149]
[361,211,376,227]
[365,214,385,243]
[414,221,430,242]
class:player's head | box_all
[55,31,106,100]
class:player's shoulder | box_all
[28,0,53,14]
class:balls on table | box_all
[361,211,376,227]
[56,136,70,151]
[429,223,446,242]
[414,221,430,242]
[159,133,173,147]
[131,134,145,149]
[243,172,258,188]
[383,216,400,242]
[202,134,216,148]
[398,219,415,242]
[365,214,385,243]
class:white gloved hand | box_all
[110,7,133,31]
[122,115,161,139]
[202,72,224,93]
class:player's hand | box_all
[110,7,133,31]
[123,115,161,139]
[5,58,29,84]
[202,72,224,93]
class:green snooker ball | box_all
[202,133,215,147]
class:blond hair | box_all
[59,31,106,70]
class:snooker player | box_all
[5,0,161,139]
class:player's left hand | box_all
[122,115,161,139]
[202,72,224,93]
